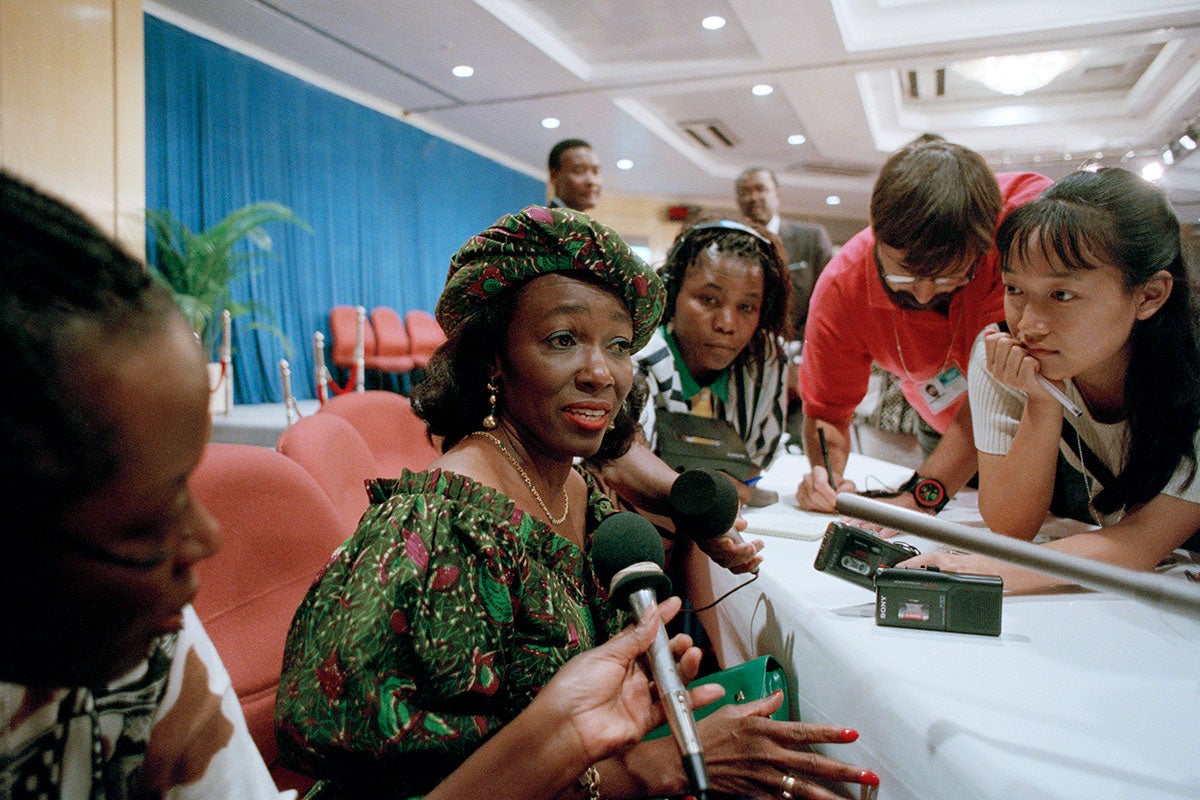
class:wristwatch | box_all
[897,472,949,514]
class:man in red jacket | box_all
[796,134,1051,514]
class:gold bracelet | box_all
[578,765,600,800]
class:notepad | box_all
[740,503,832,541]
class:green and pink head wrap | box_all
[437,206,665,351]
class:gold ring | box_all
[780,773,796,799]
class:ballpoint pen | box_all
[1035,374,1084,418]
[994,322,1083,418]
[818,428,837,490]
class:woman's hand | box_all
[532,596,725,766]
[696,513,765,574]
[693,691,879,800]
[795,467,856,513]
[840,516,904,539]
[983,329,1058,403]
[901,550,992,574]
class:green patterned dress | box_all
[275,467,622,799]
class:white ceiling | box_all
[145,0,1200,228]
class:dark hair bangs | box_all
[998,199,1118,277]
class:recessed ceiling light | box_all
[451,65,474,78]
[752,84,774,96]
[701,15,726,30]
[616,159,634,170]
[1141,161,1164,182]
[787,134,807,145]
[825,195,841,206]
[541,117,561,129]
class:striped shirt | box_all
[636,325,789,470]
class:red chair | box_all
[368,306,416,375]
[404,308,446,371]
[318,389,441,475]
[190,443,347,794]
[328,304,375,371]
[277,412,379,536]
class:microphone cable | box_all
[687,570,759,613]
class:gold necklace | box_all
[472,431,569,525]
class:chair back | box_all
[404,308,447,370]
[318,389,440,475]
[329,304,376,369]
[277,413,379,536]
[189,443,346,793]
[368,305,416,374]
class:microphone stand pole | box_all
[836,494,1200,619]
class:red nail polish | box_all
[858,770,881,787]
[839,728,859,743]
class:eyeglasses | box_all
[875,247,975,289]
[881,272,974,289]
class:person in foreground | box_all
[0,170,283,798]
[903,168,1200,592]
[0,173,748,800]
[276,206,877,799]
[795,134,1051,515]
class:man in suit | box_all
[547,138,603,212]
[735,167,832,340]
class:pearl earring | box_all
[482,381,499,430]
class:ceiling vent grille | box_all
[785,160,875,178]
[904,67,946,99]
[679,119,738,149]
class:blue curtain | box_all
[145,15,543,403]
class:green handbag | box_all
[643,654,791,740]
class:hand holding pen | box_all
[795,427,855,513]
[983,325,1082,417]
[819,428,838,490]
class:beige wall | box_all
[0,0,144,256]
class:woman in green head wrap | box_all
[276,206,876,800]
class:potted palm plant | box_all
[146,201,309,412]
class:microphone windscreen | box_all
[592,511,666,588]
[669,469,739,539]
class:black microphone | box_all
[593,512,711,798]
[670,469,758,574]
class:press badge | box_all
[921,365,966,414]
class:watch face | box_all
[913,478,946,509]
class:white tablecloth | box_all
[684,452,1200,800]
